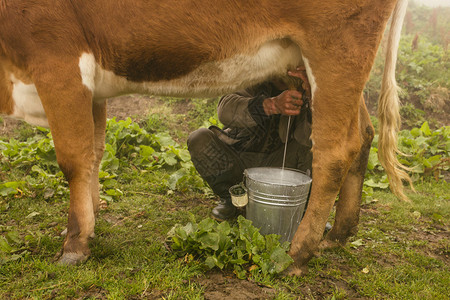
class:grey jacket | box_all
[212,81,312,153]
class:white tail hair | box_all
[377,0,412,201]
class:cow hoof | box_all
[60,228,95,239]
[282,264,308,277]
[318,238,340,251]
[57,252,89,265]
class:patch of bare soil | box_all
[106,95,158,121]
[0,94,192,137]
[195,267,367,299]
[411,224,450,263]
[0,95,156,137]
[196,271,276,300]
[76,285,109,300]
[0,117,21,137]
[365,91,450,129]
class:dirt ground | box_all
[196,272,277,300]
[365,91,450,129]
[106,95,159,121]
[0,95,159,137]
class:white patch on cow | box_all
[301,55,317,147]
[301,56,317,105]
[78,53,141,100]
[82,39,303,100]
[10,75,49,127]
[79,53,96,92]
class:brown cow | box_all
[0,0,411,274]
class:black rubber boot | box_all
[211,198,237,221]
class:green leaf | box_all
[351,239,364,249]
[432,213,443,224]
[367,148,379,170]
[139,145,155,158]
[0,183,20,196]
[154,133,177,147]
[0,237,13,253]
[216,252,230,269]
[102,179,118,188]
[270,247,294,273]
[364,178,389,189]
[197,232,220,251]
[26,212,40,219]
[98,171,114,179]
[410,127,421,137]
[177,149,191,162]
[204,255,217,269]
[238,216,259,242]
[181,222,197,238]
[252,254,262,264]
[420,121,431,136]
[265,234,281,253]
[251,231,265,253]
[6,231,22,245]
[217,221,231,236]
[197,218,217,234]
[168,168,188,190]
[105,189,123,196]
[233,265,247,279]
[229,256,248,266]
[162,152,178,166]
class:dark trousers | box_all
[187,128,312,201]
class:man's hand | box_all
[263,90,303,116]
[288,67,311,99]
[263,66,311,116]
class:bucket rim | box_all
[244,167,312,186]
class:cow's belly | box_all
[83,39,303,99]
[10,75,49,127]
[8,39,303,127]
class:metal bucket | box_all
[244,167,312,243]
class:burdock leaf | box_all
[198,232,220,251]
[204,255,217,269]
[270,247,294,273]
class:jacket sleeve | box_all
[217,83,273,128]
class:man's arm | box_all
[217,84,270,128]
[218,67,310,127]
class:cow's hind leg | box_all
[34,60,96,265]
[321,97,374,249]
[91,100,107,216]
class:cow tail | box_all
[377,0,412,201]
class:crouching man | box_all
[188,68,312,220]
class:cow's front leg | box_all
[288,145,359,274]
[35,61,96,265]
[286,71,362,275]
[321,98,374,248]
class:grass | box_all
[1,102,449,299]
[1,167,448,299]
[1,168,209,299]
